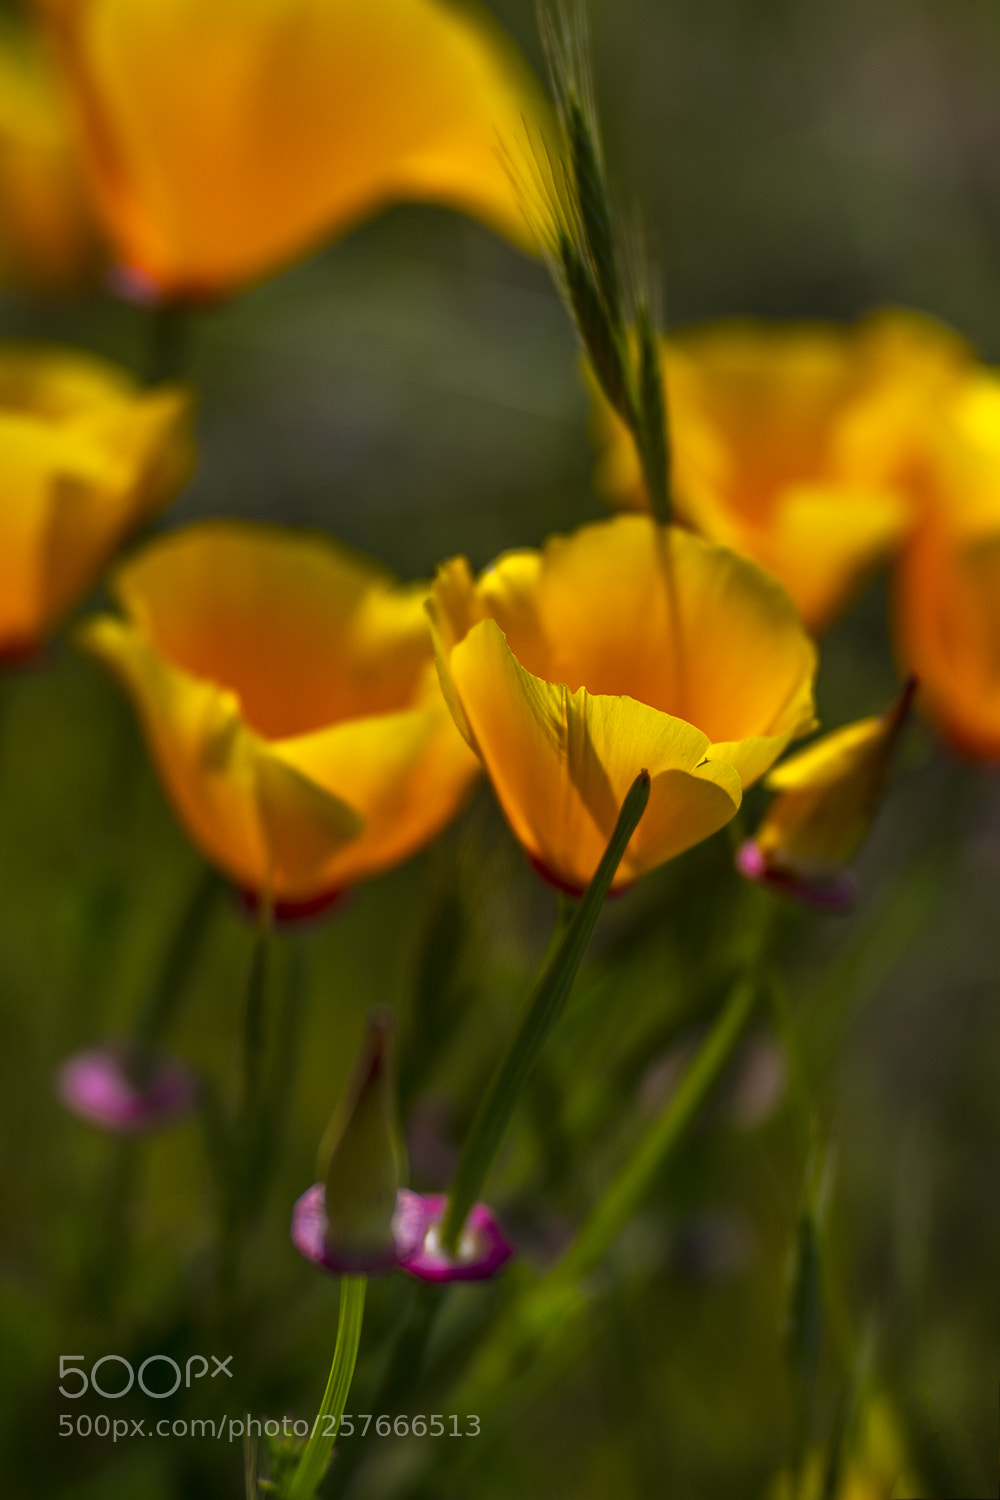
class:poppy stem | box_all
[127,861,222,1082]
[439,770,651,1255]
[553,967,760,1288]
[145,301,189,385]
[283,1274,367,1500]
[325,1279,443,1499]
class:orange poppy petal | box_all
[79,614,363,897]
[446,618,742,889]
[277,703,480,890]
[0,346,191,649]
[114,521,429,740]
[760,483,908,630]
[43,0,545,295]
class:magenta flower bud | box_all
[57,1045,198,1132]
[396,1191,514,1283]
[735,838,856,912]
[291,1183,429,1276]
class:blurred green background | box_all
[1,0,999,1495]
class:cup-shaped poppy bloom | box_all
[0,345,191,660]
[896,369,1000,759]
[38,0,546,301]
[429,515,818,894]
[737,678,916,909]
[591,311,968,630]
[0,23,98,290]
[80,522,480,903]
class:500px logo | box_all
[59,1354,233,1400]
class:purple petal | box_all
[290,1185,430,1277]
[57,1046,198,1133]
[397,1193,514,1283]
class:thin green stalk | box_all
[326,1280,443,1499]
[440,770,650,1253]
[145,302,189,384]
[400,969,767,1496]
[242,918,272,1137]
[286,1275,367,1500]
[552,970,759,1288]
[213,914,276,1305]
[128,862,222,1080]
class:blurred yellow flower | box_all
[738,678,915,908]
[768,1396,920,1500]
[592,311,968,630]
[0,22,98,289]
[429,515,817,893]
[0,345,190,659]
[80,523,481,903]
[39,0,545,300]
[896,368,1000,759]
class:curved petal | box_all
[0,348,191,649]
[756,682,915,874]
[0,415,85,645]
[460,517,817,759]
[0,26,97,290]
[592,312,969,632]
[760,483,908,630]
[765,717,886,793]
[79,614,363,897]
[896,524,1000,758]
[42,0,545,295]
[44,385,192,620]
[276,700,480,889]
[638,525,818,758]
[446,618,742,889]
[114,521,429,739]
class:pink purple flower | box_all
[735,839,856,912]
[57,1045,199,1132]
[291,1183,428,1277]
[396,1191,514,1283]
[290,1185,514,1282]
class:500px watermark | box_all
[58,1354,233,1400]
[58,1412,483,1442]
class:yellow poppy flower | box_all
[429,515,817,894]
[592,311,968,630]
[896,369,1000,759]
[738,678,915,907]
[0,23,98,290]
[0,344,191,659]
[38,0,545,300]
[79,522,481,903]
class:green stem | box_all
[128,862,221,1079]
[326,1280,443,1499]
[401,972,766,1498]
[552,970,759,1288]
[440,770,650,1253]
[213,916,276,1305]
[286,1275,367,1500]
[145,302,189,385]
[242,920,271,1127]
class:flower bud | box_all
[292,1010,410,1276]
[737,678,916,908]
